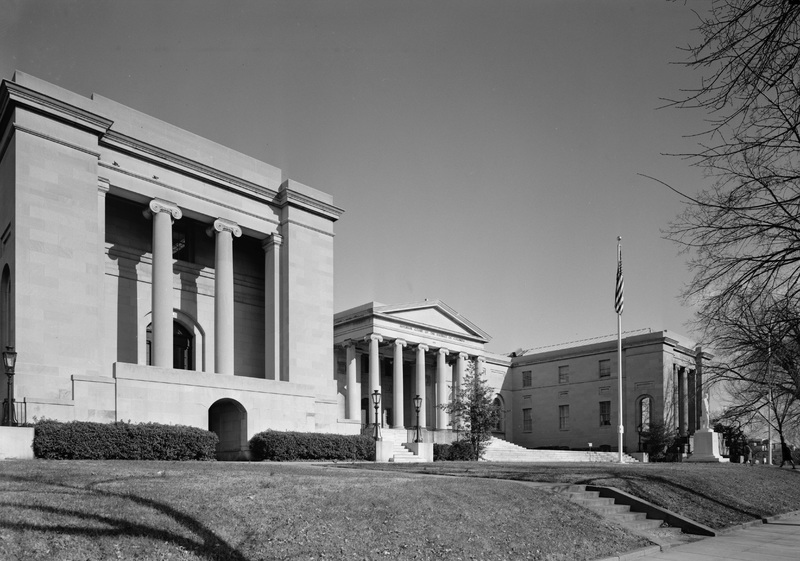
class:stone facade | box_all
[0,72,345,458]
[506,330,710,453]
[0,72,708,460]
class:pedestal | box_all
[0,426,35,459]
[687,429,729,463]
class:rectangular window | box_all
[600,401,611,426]
[559,405,569,430]
[522,370,532,387]
[523,408,532,432]
[558,365,569,384]
[599,359,611,378]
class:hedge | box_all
[434,440,475,461]
[33,420,218,461]
[249,430,375,461]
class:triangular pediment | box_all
[376,300,491,342]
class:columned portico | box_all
[146,198,182,368]
[333,300,496,443]
[393,339,407,428]
[416,344,428,430]
[210,218,242,375]
[436,348,449,429]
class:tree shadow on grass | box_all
[0,473,249,561]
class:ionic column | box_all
[456,353,467,390]
[476,356,486,376]
[678,365,688,437]
[344,340,359,420]
[209,218,241,375]
[416,344,429,429]
[393,339,407,428]
[263,233,283,380]
[687,368,697,434]
[366,334,383,425]
[145,199,182,368]
[436,348,450,429]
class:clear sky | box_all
[0,0,712,354]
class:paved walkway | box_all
[630,515,800,560]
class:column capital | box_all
[438,348,449,356]
[98,177,110,193]
[145,198,182,220]
[262,233,283,250]
[365,333,384,344]
[341,339,358,349]
[209,218,242,238]
[476,356,486,363]
[458,352,469,360]
[416,343,429,352]
[394,339,407,348]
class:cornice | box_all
[1,80,113,134]
[100,129,279,203]
[275,183,345,222]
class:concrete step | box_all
[388,443,425,463]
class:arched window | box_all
[638,395,652,432]
[146,321,194,370]
[492,396,505,434]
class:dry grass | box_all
[0,460,649,561]
[353,461,800,529]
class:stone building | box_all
[332,300,511,444]
[0,72,348,458]
[505,330,710,453]
[0,72,709,460]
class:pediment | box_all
[376,300,491,342]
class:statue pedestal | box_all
[687,429,729,463]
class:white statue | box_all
[702,393,710,429]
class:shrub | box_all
[641,421,678,462]
[33,420,218,460]
[248,431,375,461]
[434,439,475,461]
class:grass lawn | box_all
[350,461,800,530]
[0,460,649,561]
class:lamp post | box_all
[3,346,17,427]
[637,424,643,453]
[413,394,422,443]
[372,390,381,441]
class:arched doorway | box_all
[492,395,506,437]
[146,320,194,370]
[208,399,248,461]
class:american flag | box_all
[614,241,624,315]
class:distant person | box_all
[780,442,796,469]
[743,443,752,465]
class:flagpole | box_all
[615,237,624,463]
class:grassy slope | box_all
[354,462,800,529]
[0,460,649,561]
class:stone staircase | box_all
[565,485,665,532]
[388,442,425,463]
[482,437,639,463]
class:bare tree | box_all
[664,1,800,317]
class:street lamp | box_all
[371,390,381,441]
[413,394,422,443]
[637,424,643,453]
[3,346,17,427]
